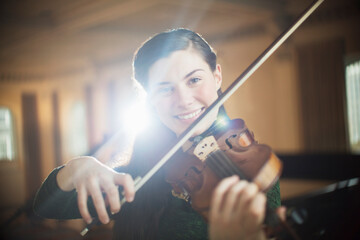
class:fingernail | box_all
[110,210,119,215]
[86,219,92,224]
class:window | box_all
[66,101,88,156]
[0,107,15,160]
[345,59,360,153]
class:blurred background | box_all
[0,0,359,239]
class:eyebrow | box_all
[184,69,204,79]
[151,69,205,88]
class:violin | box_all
[80,0,325,236]
[163,118,301,239]
[164,118,282,220]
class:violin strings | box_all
[207,150,247,180]
[222,153,247,179]
[206,153,230,178]
[210,152,232,178]
[213,151,238,177]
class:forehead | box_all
[148,49,210,85]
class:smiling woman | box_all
[33,28,281,240]
[147,49,222,136]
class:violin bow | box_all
[81,0,324,236]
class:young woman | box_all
[34,28,281,240]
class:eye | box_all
[157,86,174,96]
[188,77,201,86]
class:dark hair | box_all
[113,29,225,240]
[133,28,217,90]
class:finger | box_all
[276,206,287,222]
[101,178,120,214]
[233,182,258,217]
[87,177,109,224]
[210,175,239,221]
[245,193,266,228]
[222,180,247,220]
[114,173,135,202]
[77,184,92,224]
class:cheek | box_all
[196,84,219,105]
[153,98,172,118]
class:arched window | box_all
[0,107,15,161]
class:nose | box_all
[175,87,194,108]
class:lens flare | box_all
[122,102,151,135]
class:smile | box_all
[176,108,203,120]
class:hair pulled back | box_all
[133,28,217,90]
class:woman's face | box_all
[148,48,222,136]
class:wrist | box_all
[56,164,75,191]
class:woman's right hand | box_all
[56,156,135,224]
[209,176,267,240]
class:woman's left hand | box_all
[209,176,266,240]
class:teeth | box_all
[177,109,202,120]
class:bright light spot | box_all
[345,60,360,153]
[217,116,228,127]
[122,102,151,135]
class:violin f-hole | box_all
[225,134,237,149]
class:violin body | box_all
[165,118,282,221]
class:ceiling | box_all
[0,0,358,81]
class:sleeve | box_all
[266,180,281,210]
[33,166,96,220]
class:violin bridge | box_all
[193,136,220,161]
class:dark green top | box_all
[33,167,280,240]
[33,117,281,240]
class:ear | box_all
[214,64,222,90]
